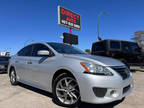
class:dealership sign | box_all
[63,33,78,45]
[58,6,81,30]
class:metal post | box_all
[70,28,72,34]
[97,14,100,41]
[97,12,109,41]
[70,28,72,46]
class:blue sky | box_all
[0,0,144,54]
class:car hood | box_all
[63,54,124,66]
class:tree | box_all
[85,49,91,54]
[131,31,144,51]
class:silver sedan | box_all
[8,42,133,107]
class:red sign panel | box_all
[58,6,81,30]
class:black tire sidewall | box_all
[10,68,18,85]
[52,73,81,107]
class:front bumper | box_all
[78,72,133,104]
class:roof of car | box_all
[47,42,72,46]
[93,39,137,44]
[47,42,62,44]
[24,42,63,46]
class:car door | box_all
[15,45,33,81]
[26,43,56,89]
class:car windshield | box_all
[48,43,86,54]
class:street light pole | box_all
[97,12,109,41]
[97,12,102,41]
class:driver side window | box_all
[32,44,54,57]
[18,45,33,56]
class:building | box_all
[131,31,144,49]
[0,52,10,56]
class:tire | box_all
[9,68,18,85]
[53,73,81,107]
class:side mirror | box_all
[37,50,50,56]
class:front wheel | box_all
[9,68,18,85]
[53,73,81,107]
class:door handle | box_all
[27,61,32,64]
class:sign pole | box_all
[70,28,72,46]
[70,28,72,34]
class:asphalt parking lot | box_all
[0,69,144,108]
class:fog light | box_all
[110,90,119,98]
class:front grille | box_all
[112,67,130,80]
[123,85,130,94]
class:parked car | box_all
[91,39,144,68]
[8,42,133,107]
[0,56,10,73]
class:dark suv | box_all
[91,39,144,68]
[0,56,10,73]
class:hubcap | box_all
[10,71,16,83]
[56,77,80,105]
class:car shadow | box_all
[130,69,137,73]
[18,83,124,108]
[78,99,124,108]
[0,72,8,74]
[18,83,53,98]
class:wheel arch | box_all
[52,69,76,88]
[9,66,15,76]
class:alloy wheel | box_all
[10,70,17,84]
[55,77,80,105]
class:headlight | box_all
[0,65,5,69]
[80,62,113,76]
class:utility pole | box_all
[97,12,109,41]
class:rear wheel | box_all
[9,68,18,85]
[53,73,81,107]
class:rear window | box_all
[92,41,106,52]
[110,41,120,49]
[122,41,141,53]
